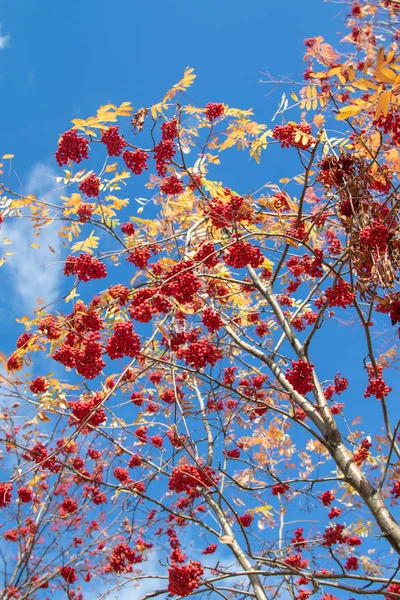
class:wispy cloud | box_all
[0,26,10,50]
[3,162,64,313]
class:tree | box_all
[0,0,400,598]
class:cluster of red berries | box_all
[53,332,105,379]
[77,203,95,223]
[0,483,12,507]
[344,556,359,571]
[17,486,33,503]
[353,438,372,466]
[178,340,222,370]
[205,102,225,122]
[385,584,400,600]
[323,523,361,547]
[153,139,176,176]
[79,174,100,197]
[286,360,314,395]
[325,279,356,309]
[23,442,61,472]
[224,239,264,269]
[169,464,217,497]
[364,363,392,400]
[60,497,78,515]
[324,373,348,400]
[64,253,107,282]
[202,543,217,555]
[101,126,127,156]
[126,246,151,270]
[162,260,202,304]
[272,483,290,496]
[160,175,184,195]
[326,229,342,255]
[161,118,178,141]
[55,129,89,166]
[122,149,149,174]
[70,393,106,431]
[374,109,400,146]
[284,553,309,569]
[287,250,324,280]
[202,308,223,333]
[38,315,61,340]
[359,220,389,254]
[166,430,186,449]
[168,560,204,596]
[109,284,130,305]
[59,566,78,584]
[207,195,253,229]
[29,377,48,394]
[273,122,314,149]
[193,242,220,268]
[391,480,400,499]
[238,513,253,527]
[108,542,144,572]
[69,301,104,334]
[106,321,140,360]
[319,490,335,506]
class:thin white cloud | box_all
[2,162,63,313]
[0,26,10,50]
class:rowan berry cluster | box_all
[239,513,253,527]
[345,556,359,571]
[161,118,178,140]
[359,220,389,254]
[364,363,392,399]
[224,239,264,269]
[23,442,61,472]
[0,483,12,507]
[193,242,220,268]
[273,122,314,149]
[109,284,130,306]
[169,464,217,496]
[207,195,253,229]
[70,393,106,431]
[205,102,225,121]
[162,260,202,303]
[38,315,61,340]
[160,175,184,195]
[106,321,141,360]
[101,126,127,156]
[166,430,186,448]
[59,566,78,584]
[272,483,289,495]
[202,544,217,555]
[374,109,400,146]
[202,308,223,333]
[29,377,48,394]
[225,448,241,458]
[61,497,78,515]
[17,486,33,503]
[122,149,149,174]
[55,129,89,166]
[325,279,355,308]
[319,490,335,506]
[134,426,148,443]
[324,373,348,400]
[286,360,314,395]
[287,250,324,280]
[385,584,400,600]
[178,339,222,369]
[353,438,372,466]
[153,139,176,176]
[79,174,100,197]
[64,253,107,282]
[77,203,95,223]
[284,554,309,569]
[168,560,204,596]
[53,332,105,379]
[126,246,152,269]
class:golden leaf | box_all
[375,90,392,119]
[336,104,363,120]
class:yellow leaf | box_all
[65,288,78,303]
[31,243,40,249]
[375,66,397,84]
[105,162,118,173]
[2,154,14,159]
[279,178,290,183]
[336,104,362,120]
[309,72,328,79]
[291,92,299,101]
[375,90,392,119]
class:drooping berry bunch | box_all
[64,253,107,282]
[106,321,141,360]
[55,129,89,166]
[205,102,225,122]
[206,195,254,229]
[79,173,100,197]
[168,560,204,596]
[122,149,149,174]
[224,239,264,269]
[286,360,314,395]
[70,393,106,432]
[273,122,314,149]
[101,126,127,156]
